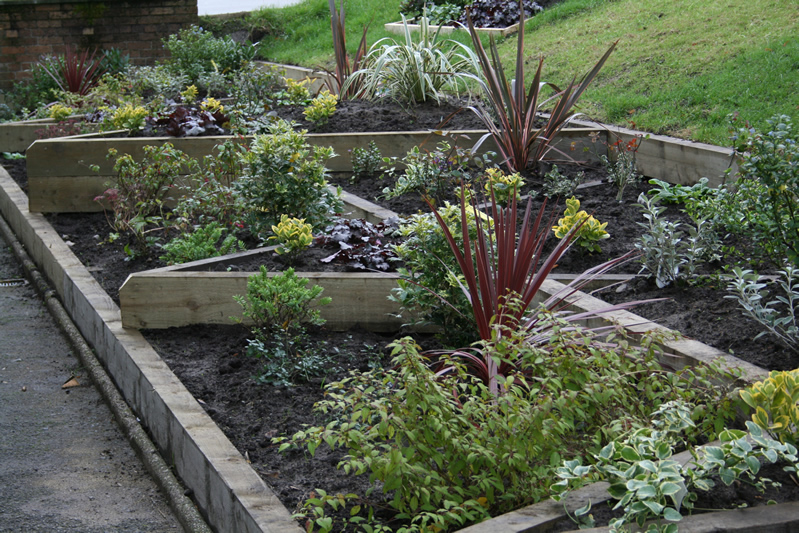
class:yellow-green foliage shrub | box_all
[552,196,609,253]
[269,214,313,263]
[483,167,524,205]
[741,369,799,446]
[48,103,74,121]
[106,104,148,131]
[303,90,337,124]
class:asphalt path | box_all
[0,225,182,532]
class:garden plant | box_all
[4,5,799,533]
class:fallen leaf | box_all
[62,376,80,389]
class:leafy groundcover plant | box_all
[553,401,797,533]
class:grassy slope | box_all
[242,0,798,145]
[516,0,799,144]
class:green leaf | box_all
[636,485,658,499]
[746,455,761,474]
[662,507,683,521]
[383,474,402,492]
[575,502,592,516]
[316,516,333,531]
[643,500,664,514]
[621,445,641,462]
[608,483,628,499]
[719,467,735,486]
[660,482,682,496]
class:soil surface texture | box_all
[3,98,797,531]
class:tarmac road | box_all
[0,223,183,532]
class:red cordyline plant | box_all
[325,0,370,99]
[465,1,617,172]
[426,186,646,396]
[42,45,106,96]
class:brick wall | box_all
[0,0,198,91]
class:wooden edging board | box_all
[24,127,600,213]
[0,116,101,153]
[384,19,519,37]
[0,168,303,532]
[568,117,738,188]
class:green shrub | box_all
[172,140,248,232]
[162,25,256,84]
[282,321,738,532]
[303,90,337,124]
[552,196,609,253]
[126,65,190,104]
[268,214,313,264]
[234,267,333,387]
[635,193,722,288]
[725,114,799,265]
[381,141,489,206]
[105,103,148,132]
[726,263,799,354]
[542,164,582,199]
[741,369,799,446]
[48,103,74,121]
[234,266,331,334]
[482,167,524,206]
[159,221,244,265]
[229,63,285,116]
[350,140,382,180]
[235,119,341,241]
[95,143,198,248]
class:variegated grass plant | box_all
[342,12,480,105]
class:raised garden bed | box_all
[25,127,599,213]
[0,116,100,153]
[3,120,792,532]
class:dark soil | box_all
[276,98,487,133]
[3,99,797,531]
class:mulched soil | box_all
[2,96,797,531]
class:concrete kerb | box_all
[0,168,302,533]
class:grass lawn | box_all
[204,0,799,145]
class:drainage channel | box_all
[0,277,28,287]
